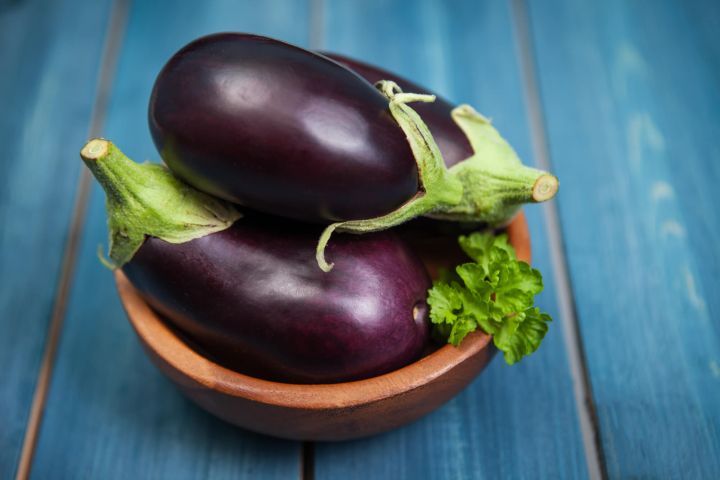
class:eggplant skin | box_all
[323,52,473,168]
[149,33,418,223]
[122,216,430,384]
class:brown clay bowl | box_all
[115,211,531,441]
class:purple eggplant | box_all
[149,33,417,223]
[148,34,558,273]
[123,217,430,383]
[81,139,430,383]
[323,52,472,169]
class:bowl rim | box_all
[116,211,530,410]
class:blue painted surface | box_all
[0,0,113,476]
[528,0,720,477]
[314,1,587,478]
[3,0,717,478]
[30,1,309,478]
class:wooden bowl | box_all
[115,212,531,441]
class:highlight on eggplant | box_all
[80,139,431,384]
[146,33,558,271]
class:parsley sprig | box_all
[427,233,552,364]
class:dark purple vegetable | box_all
[323,52,472,169]
[149,33,417,223]
[81,139,430,384]
[124,216,430,383]
[148,33,558,272]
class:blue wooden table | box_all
[1,0,718,478]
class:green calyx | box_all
[80,139,241,268]
[316,81,559,272]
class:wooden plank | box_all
[0,0,114,476]
[527,0,720,477]
[30,1,309,478]
[314,1,588,478]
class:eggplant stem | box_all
[80,139,241,268]
[315,81,559,272]
[532,174,559,202]
[316,192,434,272]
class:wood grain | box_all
[314,0,588,479]
[28,1,310,478]
[527,0,720,477]
[6,0,718,476]
[0,0,113,476]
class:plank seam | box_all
[13,0,130,478]
[508,0,608,479]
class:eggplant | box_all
[149,33,417,223]
[81,139,430,383]
[148,33,558,271]
[123,218,430,383]
[323,52,472,169]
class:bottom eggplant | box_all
[82,139,431,384]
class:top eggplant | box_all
[149,33,417,223]
[149,33,559,271]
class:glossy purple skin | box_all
[149,33,418,223]
[323,52,473,168]
[122,216,431,384]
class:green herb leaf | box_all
[493,308,552,365]
[459,232,516,272]
[427,282,463,326]
[427,232,552,364]
[489,262,542,317]
[456,263,493,296]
